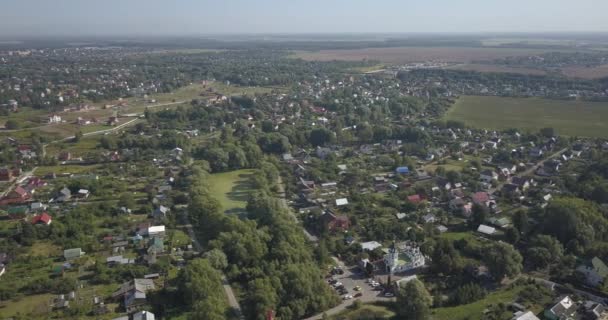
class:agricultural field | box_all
[447,63,547,76]
[561,64,608,79]
[292,47,551,64]
[444,96,608,138]
[208,169,258,215]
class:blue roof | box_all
[396,167,410,173]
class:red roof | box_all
[32,212,52,225]
[472,192,490,204]
[13,186,28,197]
[407,194,423,204]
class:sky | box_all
[1,0,607,37]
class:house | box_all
[544,296,578,320]
[502,183,521,196]
[529,148,544,158]
[147,225,166,237]
[0,168,14,181]
[395,166,410,175]
[360,241,382,251]
[64,248,85,260]
[407,194,424,205]
[107,255,135,266]
[480,170,498,183]
[75,189,90,199]
[112,279,156,312]
[31,212,52,225]
[57,187,71,202]
[422,213,437,224]
[477,224,496,235]
[152,205,170,221]
[511,311,540,320]
[576,257,608,287]
[511,176,533,191]
[316,147,332,159]
[583,301,608,320]
[472,192,490,206]
[0,186,30,205]
[320,211,350,232]
[335,198,349,206]
[48,114,62,124]
[133,311,156,320]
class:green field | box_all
[432,285,521,320]
[444,96,608,138]
[208,169,258,215]
[330,303,395,320]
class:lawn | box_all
[0,293,55,319]
[208,169,258,215]
[35,164,103,176]
[330,303,395,320]
[432,285,521,320]
[444,96,608,138]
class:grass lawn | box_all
[28,241,62,258]
[208,169,258,215]
[330,303,395,320]
[0,293,54,318]
[35,164,103,176]
[432,285,521,320]
[444,96,608,138]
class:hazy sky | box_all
[1,0,607,37]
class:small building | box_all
[320,211,350,233]
[133,310,155,320]
[544,296,578,320]
[335,198,349,207]
[64,248,85,261]
[360,241,382,251]
[147,225,166,237]
[395,167,410,175]
[480,170,498,183]
[511,311,540,320]
[477,224,496,235]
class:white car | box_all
[333,282,343,287]
[343,295,353,300]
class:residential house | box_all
[147,225,166,238]
[0,168,14,181]
[529,148,544,158]
[472,192,491,206]
[395,166,410,175]
[407,194,425,205]
[31,212,52,225]
[0,186,30,205]
[106,255,135,266]
[57,187,71,202]
[335,198,349,207]
[576,257,608,288]
[360,241,382,251]
[111,279,156,312]
[133,311,156,320]
[544,296,578,320]
[152,205,170,221]
[48,114,62,124]
[64,248,85,261]
[511,311,540,320]
[320,211,350,232]
[480,170,498,183]
[511,176,533,191]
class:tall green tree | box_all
[396,279,432,320]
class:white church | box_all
[384,242,426,274]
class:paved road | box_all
[178,208,245,319]
[276,176,318,243]
[303,264,395,320]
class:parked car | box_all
[342,295,353,300]
[384,292,395,297]
[354,292,363,298]
[353,286,362,291]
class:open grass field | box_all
[444,96,608,138]
[208,169,258,215]
[561,64,608,79]
[330,303,395,320]
[0,293,55,319]
[432,285,521,320]
[292,47,551,64]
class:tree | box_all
[483,242,523,280]
[73,130,83,143]
[117,192,135,209]
[4,119,20,130]
[512,210,529,235]
[471,203,488,228]
[396,279,432,320]
[205,249,228,270]
[527,235,563,269]
[309,128,335,147]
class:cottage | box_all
[147,225,166,237]
[57,187,71,202]
[407,194,424,205]
[360,241,382,251]
[335,198,349,206]
[395,166,410,175]
[48,114,62,124]
[152,205,170,220]
[0,186,30,205]
[112,279,156,312]
[472,192,490,205]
